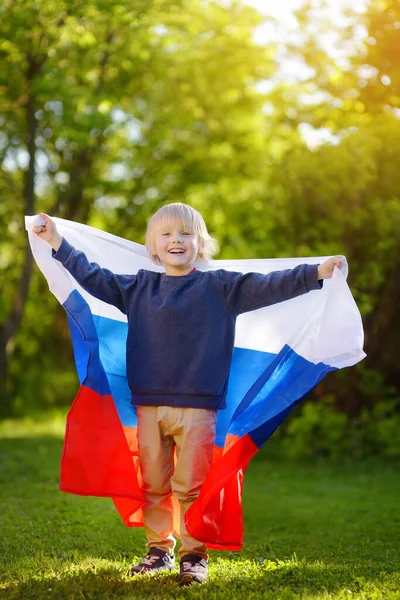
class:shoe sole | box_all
[179,574,207,586]
[179,574,194,586]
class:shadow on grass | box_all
[0,567,177,600]
[1,558,397,600]
[0,435,64,481]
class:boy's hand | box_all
[32,213,63,251]
[317,256,344,280]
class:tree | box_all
[256,0,400,412]
[0,0,276,414]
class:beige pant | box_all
[137,405,216,560]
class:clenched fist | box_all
[32,213,63,251]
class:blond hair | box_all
[146,203,218,264]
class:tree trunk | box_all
[0,324,12,413]
[0,55,37,415]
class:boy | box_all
[33,203,341,585]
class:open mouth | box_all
[168,249,185,254]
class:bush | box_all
[275,396,400,461]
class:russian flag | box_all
[25,215,365,550]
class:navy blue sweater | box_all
[54,238,322,410]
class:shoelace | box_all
[182,561,202,572]
[142,554,161,566]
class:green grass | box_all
[0,412,399,599]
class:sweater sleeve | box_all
[219,264,322,315]
[52,237,136,314]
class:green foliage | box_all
[351,399,400,460]
[279,398,349,461]
[2,0,400,421]
[0,0,277,414]
[275,393,400,462]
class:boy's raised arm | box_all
[32,213,134,314]
[220,256,343,316]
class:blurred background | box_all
[1,0,399,461]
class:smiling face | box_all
[146,203,218,273]
[154,224,200,276]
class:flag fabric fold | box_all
[25,215,365,550]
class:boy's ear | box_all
[153,248,163,265]
[197,240,205,259]
[150,246,161,263]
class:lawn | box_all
[0,412,399,599]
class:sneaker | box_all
[131,548,175,575]
[178,553,208,585]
